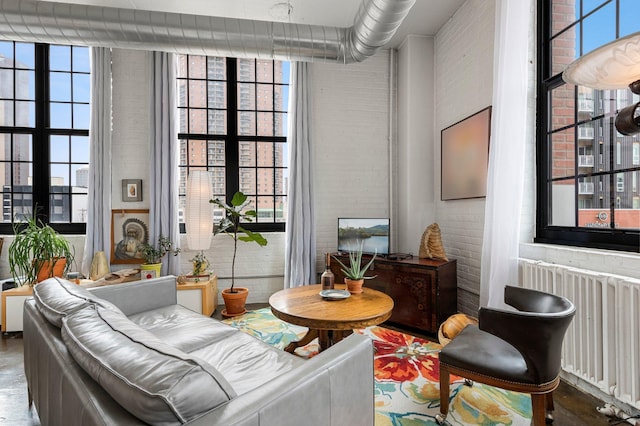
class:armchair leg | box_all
[531,393,547,426]
[545,392,555,424]
[436,364,451,424]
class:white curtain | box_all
[284,62,316,288]
[480,0,532,308]
[148,51,181,276]
[82,47,112,277]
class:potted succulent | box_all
[210,191,267,317]
[332,241,377,294]
[137,235,180,279]
[8,214,75,286]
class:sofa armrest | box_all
[185,333,374,426]
[88,276,177,316]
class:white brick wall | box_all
[435,0,496,313]
[396,36,437,254]
[311,53,391,274]
[111,49,151,211]
[178,233,286,305]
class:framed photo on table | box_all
[111,209,150,264]
[441,106,492,201]
[122,179,143,202]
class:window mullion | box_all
[607,117,616,228]
[33,43,50,222]
[225,58,239,203]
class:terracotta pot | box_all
[221,287,249,317]
[345,278,364,294]
[36,257,67,283]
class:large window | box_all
[177,57,289,231]
[0,42,89,233]
[537,0,640,251]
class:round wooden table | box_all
[269,284,394,352]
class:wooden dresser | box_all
[330,254,457,334]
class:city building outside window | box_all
[177,56,289,232]
[0,42,89,233]
[537,0,640,251]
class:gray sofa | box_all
[23,276,374,426]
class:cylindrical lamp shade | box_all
[185,170,214,250]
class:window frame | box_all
[0,42,89,234]
[535,0,640,252]
[177,57,288,233]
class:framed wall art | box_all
[441,106,492,201]
[111,209,150,264]
[122,179,143,202]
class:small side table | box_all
[177,276,217,317]
[2,285,33,332]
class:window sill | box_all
[519,242,640,280]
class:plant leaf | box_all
[238,227,268,246]
[231,191,247,207]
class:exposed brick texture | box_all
[434,0,496,314]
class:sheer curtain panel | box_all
[148,51,181,276]
[82,47,112,277]
[284,62,316,288]
[480,0,532,308]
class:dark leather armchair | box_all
[436,286,575,426]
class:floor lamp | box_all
[185,170,213,279]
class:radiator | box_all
[519,259,640,410]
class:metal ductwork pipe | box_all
[0,0,415,63]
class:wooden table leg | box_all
[284,329,319,353]
[331,329,353,345]
[284,329,354,353]
[318,330,331,352]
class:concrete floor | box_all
[0,306,615,425]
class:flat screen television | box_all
[337,218,390,256]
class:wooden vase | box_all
[222,287,249,318]
[89,251,109,281]
[345,278,364,294]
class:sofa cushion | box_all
[191,328,304,396]
[129,305,239,353]
[33,277,120,328]
[61,305,236,426]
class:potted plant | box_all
[137,234,180,279]
[332,242,377,294]
[210,191,267,317]
[187,251,210,282]
[8,214,75,286]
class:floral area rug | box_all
[223,308,533,425]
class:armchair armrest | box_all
[479,306,573,383]
[88,276,178,316]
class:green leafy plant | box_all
[137,235,180,264]
[210,191,267,292]
[8,214,75,286]
[190,251,209,277]
[332,241,377,280]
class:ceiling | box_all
[36,0,467,48]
